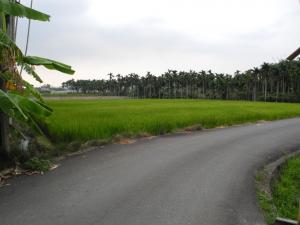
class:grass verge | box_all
[273,156,300,220]
[256,154,300,224]
[255,170,277,224]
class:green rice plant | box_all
[45,99,300,142]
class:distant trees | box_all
[62,59,300,102]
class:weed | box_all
[24,157,52,172]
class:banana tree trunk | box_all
[0,79,9,154]
[0,14,15,155]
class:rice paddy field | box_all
[46,99,300,142]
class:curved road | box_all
[1,118,300,225]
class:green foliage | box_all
[0,29,22,58]
[23,56,75,75]
[46,99,300,142]
[0,1,74,136]
[21,63,43,83]
[255,170,277,224]
[24,157,52,172]
[0,89,27,119]
[0,0,50,21]
[22,80,44,101]
[0,89,52,134]
[62,59,300,103]
[256,190,276,224]
[273,156,300,220]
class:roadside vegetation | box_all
[0,1,73,171]
[256,154,300,224]
[273,156,300,220]
[256,171,277,224]
[47,99,300,143]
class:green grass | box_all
[46,99,300,142]
[255,170,277,224]
[256,189,277,224]
[273,156,300,220]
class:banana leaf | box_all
[0,88,27,119]
[23,56,75,75]
[0,29,22,59]
[20,63,43,83]
[0,0,50,21]
[22,80,44,102]
[0,90,52,134]
[8,92,52,118]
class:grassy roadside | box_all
[273,156,300,220]
[256,155,300,224]
[256,170,277,224]
[46,99,300,142]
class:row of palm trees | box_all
[62,59,300,102]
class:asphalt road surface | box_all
[1,118,300,225]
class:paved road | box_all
[1,119,300,225]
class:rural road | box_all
[1,118,300,225]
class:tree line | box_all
[62,59,300,102]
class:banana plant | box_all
[0,0,74,134]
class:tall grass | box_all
[46,99,300,142]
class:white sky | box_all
[17,0,300,86]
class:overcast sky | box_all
[17,0,300,86]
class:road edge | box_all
[255,149,300,224]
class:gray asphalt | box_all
[1,118,300,225]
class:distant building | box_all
[38,84,51,93]
[37,84,74,94]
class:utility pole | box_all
[0,12,15,156]
[287,47,300,61]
